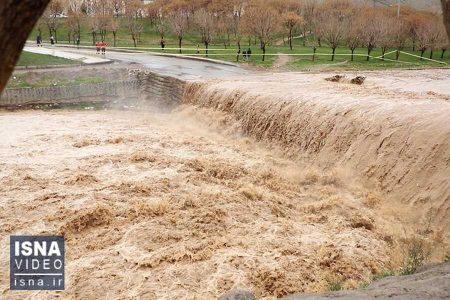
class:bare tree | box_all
[243,2,279,61]
[344,15,363,61]
[125,0,144,47]
[361,9,382,61]
[195,9,214,57]
[320,12,346,61]
[392,18,409,60]
[282,12,303,51]
[44,0,63,42]
[168,10,187,54]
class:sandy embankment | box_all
[0,69,448,299]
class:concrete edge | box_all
[27,42,240,68]
[14,59,114,71]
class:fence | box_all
[0,80,141,107]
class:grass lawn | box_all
[16,52,79,67]
[7,74,106,88]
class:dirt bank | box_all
[182,69,450,238]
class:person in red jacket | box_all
[101,41,107,55]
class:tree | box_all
[377,15,394,60]
[243,1,279,61]
[303,0,317,35]
[44,0,63,42]
[427,19,446,60]
[392,18,409,61]
[361,9,382,61]
[125,0,144,47]
[282,12,303,50]
[319,1,354,61]
[168,10,187,54]
[195,8,214,57]
[344,15,362,61]
[109,15,120,47]
[0,0,51,92]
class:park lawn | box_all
[7,73,105,88]
[16,52,79,67]
[30,18,449,69]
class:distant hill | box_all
[356,0,442,12]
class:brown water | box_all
[0,107,411,299]
[0,69,449,299]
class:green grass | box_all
[7,74,105,88]
[30,17,450,70]
[16,52,78,67]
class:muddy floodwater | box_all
[0,105,417,299]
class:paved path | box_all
[25,45,248,80]
[23,46,111,64]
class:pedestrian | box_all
[36,34,42,47]
[95,41,100,54]
[76,37,80,49]
[197,44,200,55]
[160,39,165,50]
[242,50,247,61]
[101,41,107,55]
[247,48,252,61]
[50,35,55,46]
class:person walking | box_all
[76,37,80,49]
[247,48,252,61]
[50,35,55,46]
[36,34,42,47]
[101,41,107,55]
[160,39,165,50]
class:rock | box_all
[325,75,345,82]
[351,76,366,85]
[281,261,450,300]
[218,289,256,300]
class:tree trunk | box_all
[412,38,416,51]
[420,50,425,59]
[178,37,182,54]
[331,47,336,61]
[318,38,321,47]
[367,47,372,61]
[132,35,136,47]
[68,32,71,43]
[442,49,447,59]
[381,47,386,60]
[262,43,266,61]
[92,32,96,45]
[351,49,355,61]
[289,28,293,50]
[54,29,57,43]
[0,0,51,92]
[430,49,434,59]
[237,41,241,62]
[113,31,116,47]
[205,42,209,57]
[396,50,400,61]
[312,47,316,62]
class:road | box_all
[24,45,248,80]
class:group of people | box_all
[242,48,252,61]
[36,35,81,48]
[95,41,108,55]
